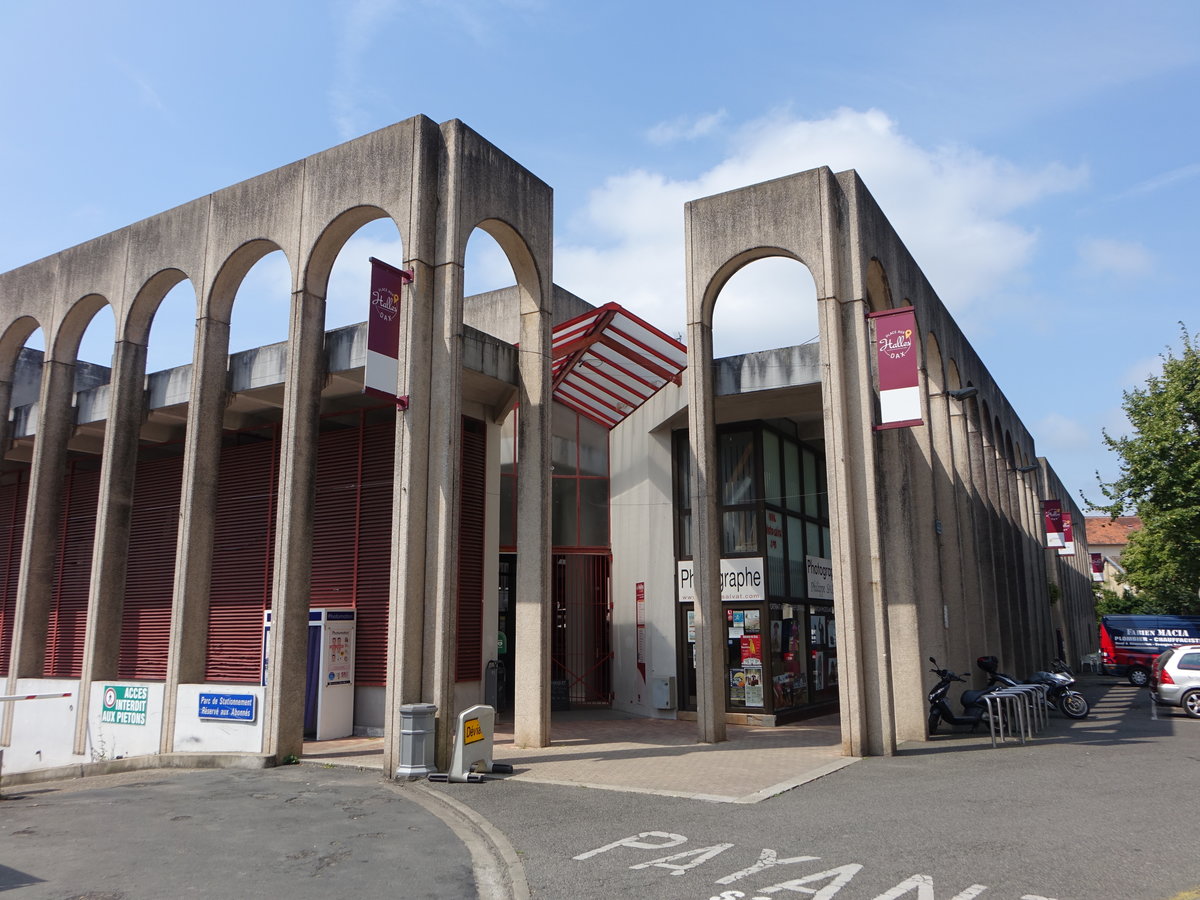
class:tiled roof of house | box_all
[1084,516,1142,546]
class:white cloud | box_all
[1077,238,1153,277]
[647,110,727,146]
[557,108,1086,357]
[1035,411,1093,452]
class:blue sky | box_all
[1,0,1197,504]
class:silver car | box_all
[1150,644,1200,718]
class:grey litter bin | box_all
[395,702,437,780]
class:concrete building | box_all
[0,117,1096,778]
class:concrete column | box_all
[962,406,1000,656]
[1,359,75,745]
[513,287,553,749]
[423,257,464,766]
[820,296,895,757]
[160,315,229,753]
[382,258,434,777]
[683,316,725,744]
[262,290,326,762]
[947,397,986,672]
[73,340,148,754]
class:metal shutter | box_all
[46,462,100,677]
[118,453,183,679]
[456,416,486,682]
[205,436,278,683]
[351,419,393,686]
[0,470,28,676]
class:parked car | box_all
[1149,644,1200,718]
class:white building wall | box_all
[608,381,687,717]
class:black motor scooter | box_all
[927,657,992,734]
[977,655,1090,719]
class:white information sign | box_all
[677,558,766,603]
[806,556,834,601]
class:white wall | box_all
[3,678,86,774]
[608,383,686,718]
[88,681,165,761]
[172,684,265,754]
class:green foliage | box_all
[1092,584,1153,616]
[1090,324,1200,615]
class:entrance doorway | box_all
[552,553,612,708]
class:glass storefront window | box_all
[577,415,608,477]
[803,447,818,518]
[674,423,832,721]
[784,441,801,512]
[552,405,577,476]
[722,510,758,554]
[763,430,781,506]
[787,515,806,599]
[552,478,577,546]
[719,431,754,505]
[579,478,609,546]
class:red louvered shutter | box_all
[352,419,394,686]
[205,436,278,682]
[310,425,360,611]
[118,453,183,679]
[0,469,28,676]
[456,416,486,682]
[46,461,100,677]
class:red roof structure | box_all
[1084,516,1142,547]
[550,302,688,429]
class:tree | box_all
[1090,324,1200,615]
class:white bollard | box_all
[428,704,512,783]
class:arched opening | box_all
[200,247,293,687]
[297,213,407,737]
[44,300,117,678]
[711,257,818,358]
[115,273,196,681]
[685,253,835,724]
[0,320,42,678]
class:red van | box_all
[1100,614,1200,687]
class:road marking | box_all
[575,831,1060,899]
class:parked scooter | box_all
[927,658,993,734]
[977,655,1090,719]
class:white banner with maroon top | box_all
[868,306,923,430]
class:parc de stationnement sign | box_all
[101,685,149,726]
[198,692,258,723]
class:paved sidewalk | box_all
[303,710,855,803]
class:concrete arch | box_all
[473,217,545,316]
[0,317,43,383]
[207,239,291,325]
[698,246,809,328]
[124,269,191,347]
[52,293,111,364]
[303,205,404,301]
[866,258,893,313]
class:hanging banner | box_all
[364,257,414,408]
[868,306,923,430]
[1042,499,1065,548]
[1058,512,1076,556]
[1090,552,1105,582]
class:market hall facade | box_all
[0,116,1095,779]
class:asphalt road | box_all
[2,677,1197,900]
[430,676,1200,900]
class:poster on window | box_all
[740,634,762,667]
[743,668,764,707]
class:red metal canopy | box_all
[551,302,688,429]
